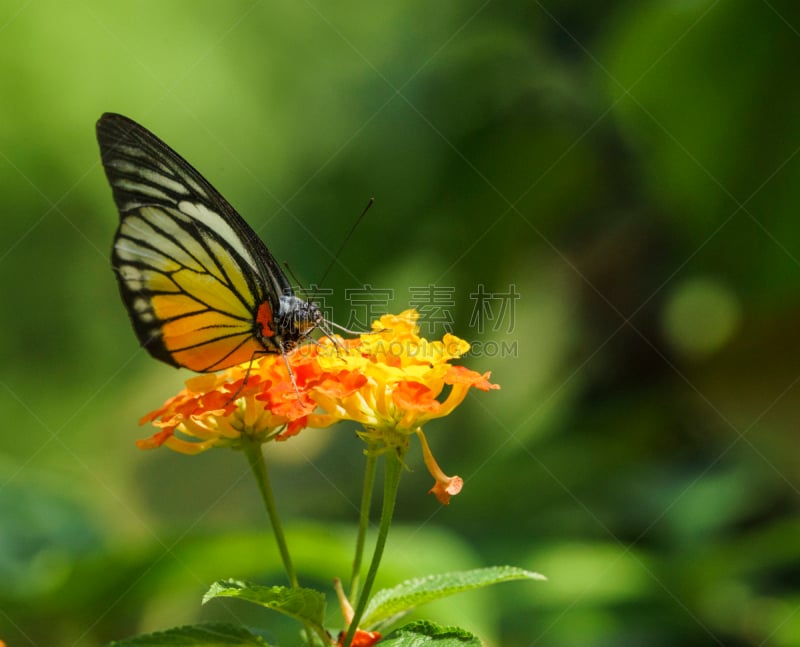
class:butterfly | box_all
[96,112,329,373]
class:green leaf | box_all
[203,579,326,629]
[379,620,482,646]
[107,623,272,646]
[362,565,545,628]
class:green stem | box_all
[343,449,404,647]
[243,440,299,588]
[245,441,329,646]
[350,450,378,602]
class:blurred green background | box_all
[2,1,800,645]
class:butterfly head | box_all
[276,295,325,349]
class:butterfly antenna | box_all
[318,197,374,287]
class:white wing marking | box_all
[178,201,259,273]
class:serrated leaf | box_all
[107,622,272,646]
[379,620,482,646]
[362,566,545,628]
[203,579,326,629]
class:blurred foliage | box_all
[2,1,800,645]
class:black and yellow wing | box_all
[96,112,293,372]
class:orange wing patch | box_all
[172,335,263,372]
[257,301,276,337]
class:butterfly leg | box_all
[222,351,262,406]
[278,343,303,401]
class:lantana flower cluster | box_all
[139,310,498,503]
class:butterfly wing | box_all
[96,113,292,372]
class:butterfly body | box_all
[97,113,323,372]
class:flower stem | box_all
[245,441,328,645]
[342,449,404,647]
[242,440,299,589]
[350,449,378,602]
